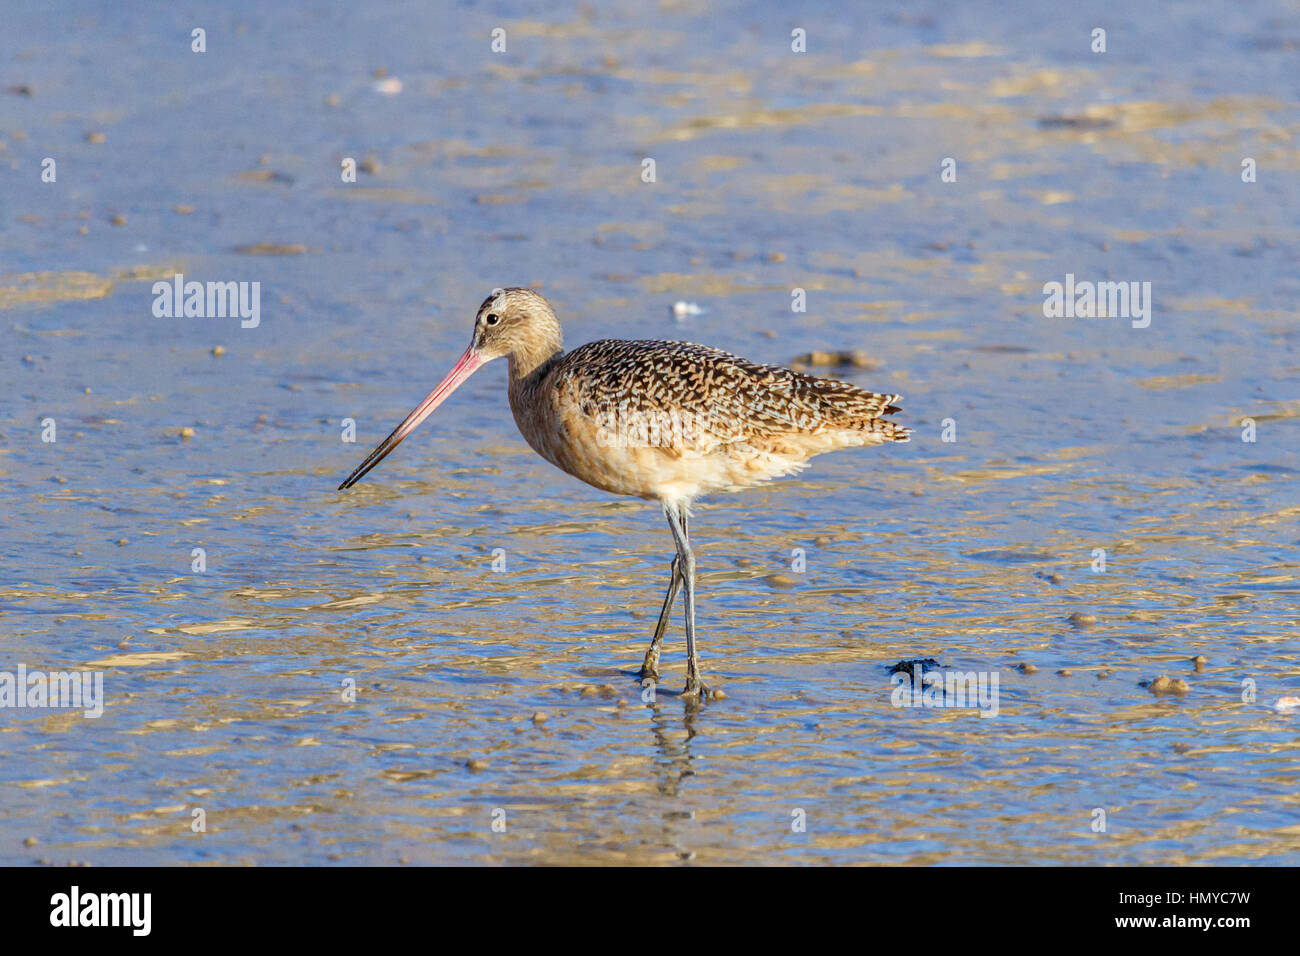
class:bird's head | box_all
[338,286,561,490]
[471,287,562,362]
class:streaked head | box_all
[471,287,561,362]
[338,287,560,490]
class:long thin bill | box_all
[338,345,485,490]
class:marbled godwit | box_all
[339,288,909,699]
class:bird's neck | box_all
[506,317,564,385]
[507,348,563,439]
[508,347,564,398]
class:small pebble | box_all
[1190,655,1208,672]
[211,346,226,357]
[711,688,728,700]
[115,538,128,546]
[1056,668,1072,677]
[179,426,195,439]
[466,758,489,772]
[109,215,126,226]
[23,837,36,847]
[1016,663,1038,674]
[1067,612,1097,628]
[85,131,106,143]
[174,204,194,215]
[763,573,798,588]
[531,711,547,724]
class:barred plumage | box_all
[555,338,906,445]
[514,336,909,502]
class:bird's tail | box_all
[829,388,910,444]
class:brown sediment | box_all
[1143,675,1190,696]
[0,271,115,308]
[233,242,313,255]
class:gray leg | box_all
[664,502,710,699]
[640,554,681,682]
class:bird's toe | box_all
[682,678,714,700]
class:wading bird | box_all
[339,288,909,699]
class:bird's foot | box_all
[681,676,714,700]
[639,649,661,683]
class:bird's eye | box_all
[485,313,500,326]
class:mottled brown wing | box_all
[553,339,908,453]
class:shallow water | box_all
[2,1,1298,864]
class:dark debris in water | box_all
[1037,115,1116,130]
[965,549,1055,564]
[888,658,941,675]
